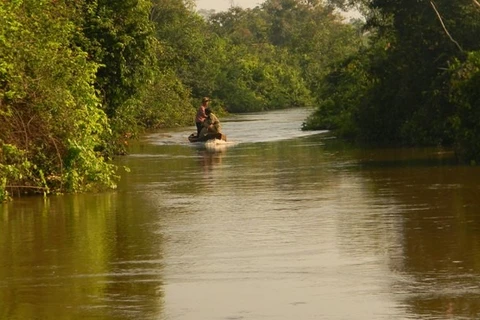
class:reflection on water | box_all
[1,108,480,319]
[0,193,164,320]
[197,148,226,176]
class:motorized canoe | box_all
[188,132,227,143]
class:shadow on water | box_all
[326,142,480,319]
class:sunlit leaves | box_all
[0,0,117,200]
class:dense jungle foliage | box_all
[304,0,480,162]
[1,0,479,201]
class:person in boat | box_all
[195,97,210,137]
[199,108,222,137]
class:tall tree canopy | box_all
[4,0,480,201]
[305,0,480,162]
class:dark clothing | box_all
[196,122,203,137]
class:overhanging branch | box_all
[430,0,463,52]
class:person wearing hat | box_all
[195,97,210,137]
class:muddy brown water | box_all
[1,109,480,320]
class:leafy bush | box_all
[0,0,117,201]
[449,51,480,163]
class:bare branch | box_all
[430,1,463,52]
[473,0,480,8]
[5,185,49,190]
[48,134,63,190]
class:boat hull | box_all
[188,132,227,143]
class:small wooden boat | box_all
[188,132,227,143]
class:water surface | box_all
[1,108,480,320]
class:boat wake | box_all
[203,139,237,151]
[144,108,324,147]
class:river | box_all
[1,108,480,320]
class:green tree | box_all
[449,51,480,163]
[308,0,480,162]
[73,0,157,146]
[207,1,359,112]
[151,0,219,98]
[0,0,117,201]
[214,44,313,112]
